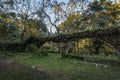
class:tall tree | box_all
[13,0,47,37]
[0,0,20,40]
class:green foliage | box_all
[0,40,25,52]
[0,0,119,59]
[29,45,50,58]
[40,45,50,52]
[39,45,50,56]
[25,44,38,52]
[58,12,82,33]
[41,42,58,53]
[31,51,48,58]
[0,21,20,40]
[92,38,103,54]
[89,0,104,11]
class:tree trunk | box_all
[58,41,72,57]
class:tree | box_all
[0,20,20,40]
[86,0,120,29]
[0,0,20,40]
[85,0,120,54]
[13,0,48,38]
[57,0,120,55]
[28,19,48,37]
[0,0,49,40]
[58,12,82,33]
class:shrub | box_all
[39,45,49,55]
[40,45,50,52]
[25,43,37,52]
[31,50,48,58]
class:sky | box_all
[57,0,69,3]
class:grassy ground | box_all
[11,53,120,80]
[0,59,54,80]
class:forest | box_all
[0,0,120,80]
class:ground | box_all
[0,53,120,80]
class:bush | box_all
[40,45,50,52]
[26,44,49,58]
[25,43,37,52]
[40,51,48,56]
[31,51,48,58]
[39,45,50,56]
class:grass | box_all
[71,53,119,60]
[11,53,120,80]
[0,59,54,80]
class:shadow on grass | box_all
[0,59,54,80]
